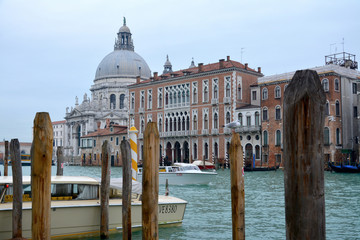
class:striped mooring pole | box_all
[129,126,138,181]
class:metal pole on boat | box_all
[31,112,53,240]
[4,140,9,176]
[229,132,245,240]
[10,139,23,239]
[100,140,111,239]
[121,139,132,240]
[142,122,159,239]
[56,146,64,176]
[283,70,326,240]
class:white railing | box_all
[223,97,231,104]
[211,98,219,105]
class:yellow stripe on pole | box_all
[129,126,138,181]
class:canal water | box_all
[2,166,360,239]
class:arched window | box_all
[226,83,231,98]
[174,118,177,131]
[141,120,145,133]
[262,88,268,100]
[182,90,186,103]
[173,92,177,104]
[186,116,190,130]
[193,88,197,103]
[334,78,339,91]
[255,112,260,126]
[336,128,341,145]
[262,107,268,121]
[170,118,173,131]
[186,90,190,103]
[275,130,281,146]
[159,118,162,133]
[182,117,185,130]
[165,93,169,105]
[169,93,173,104]
[141,95,145,108]
[255,145,260,159]
[178,91,181,104]
[275,86,281,98]
[204,143,209,160]
[325,101,330,115]
[335,100,340,116]
[214,85,218,99]
[194,143,198,160]
[214,142,219,158]
[214,113,218,129]
[159,93,163,108]
[226,112,231,124]
[275,106,281,120]
[119,94,125,109]
[238,113,243,126]
[237,84,242,100]
[110,94,116,109]
[263,130,268,146]
[165,118,168,132]
[193,115,197,130]
[204,114,208,129]
[204,86,209,102]
[178,117,181,131]
[131,97,135,110]
[322,79,329,92]
[324,127,330,145]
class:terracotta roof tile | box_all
[81,125,127,138]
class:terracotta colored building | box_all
[128,56,263,165]
[258,63,360,168]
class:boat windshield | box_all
[180,165,200,171]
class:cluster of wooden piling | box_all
[4,69,326,240]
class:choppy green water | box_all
[3,166,360,239]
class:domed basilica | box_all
[64,18,151,157]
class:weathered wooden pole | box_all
[283,69,326,240]
[142,122,159,240]
[31,112,53,240]
[230,132,245,240]
[4,140,9,176]
[56,146,64,176]
[100,140,111,239]
[10,139,23,239]
[121,139,132,240]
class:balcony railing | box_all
[202,129,209,135]
[138,108,144,113]
[211,129,219,135]
[235,125,261,133]
[224,128,232,134]
[211,98,219,105]
[190,130,198,136]
[129,109,135,115]
[223,97,231,104]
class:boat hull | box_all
[0,197,186,239]
[328,162,360,173]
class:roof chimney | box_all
[226,56,230,61]
[219,59,225,69]
[136,76,141,84]
[245,63,248,69]
[154,72,158,80]
[198,63,203,72]
[258,67,261,73]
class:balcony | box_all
[235,125,261,133]
[223,97,231,104]
[211,98,219,105]
[202,129,209,135]
[138,108,144,113]
[129,109,135,115]
[211,129,219,135]
[190,130,198,136]
[224,128,232,134]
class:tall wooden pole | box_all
[10,139,23,239]
[56,146,64,176]
[4,140,9,176]
[142,122,159,240]
[230,132,245,240]
[283,69,326,240]
[121,139,132,240]
[100,140,110,239]
[31,112,53,240]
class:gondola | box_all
[328,162,360,173]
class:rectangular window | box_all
[354,106,358,118]
[275,154,282,163]
[116,137,119,145]
[246,116,251,126]
[353,83,357,94]
[252,91,257,101]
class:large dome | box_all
[95,50,151,81]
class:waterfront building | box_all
[63,18,151,161]
[128,56,263,165]
[258,53,360,167]
[52,120,66,160]
[80,119,127,166]
[0,141,31,163]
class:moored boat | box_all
[0,176,187,239]
[244,165,280,172]
[138,163,217,185]
[328,162,360,173]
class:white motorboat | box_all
[138,163,217,185]
[0,176,187,239]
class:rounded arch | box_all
[183,141,189,163]
[165,142,172,165]
[322,78,329,92]
[274,85,281,98]
[119,94,125,109]
[262,87,268,100]
[174,141,181,163]
[110,94,116,109]
[245,143,253,168]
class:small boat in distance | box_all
[0,176,187,239]
[192,160,216,170]
[8,154,31,166]
[328,162,360,173]
[138,163,217,185]
[244,165,280,172]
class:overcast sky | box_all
[1,0,359,142]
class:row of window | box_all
[109,94,126,109]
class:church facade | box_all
[63,19,151,161]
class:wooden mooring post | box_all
[229,132,245,240]
[100,140,111,239]
[10,139,24,240]
[142,122,159,240]
[4,140,9,176]
[56,146,64,176]
[121,139,132,240]
[283,70,326,240]
[31,112,53,240]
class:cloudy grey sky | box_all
[1,0,359,142]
